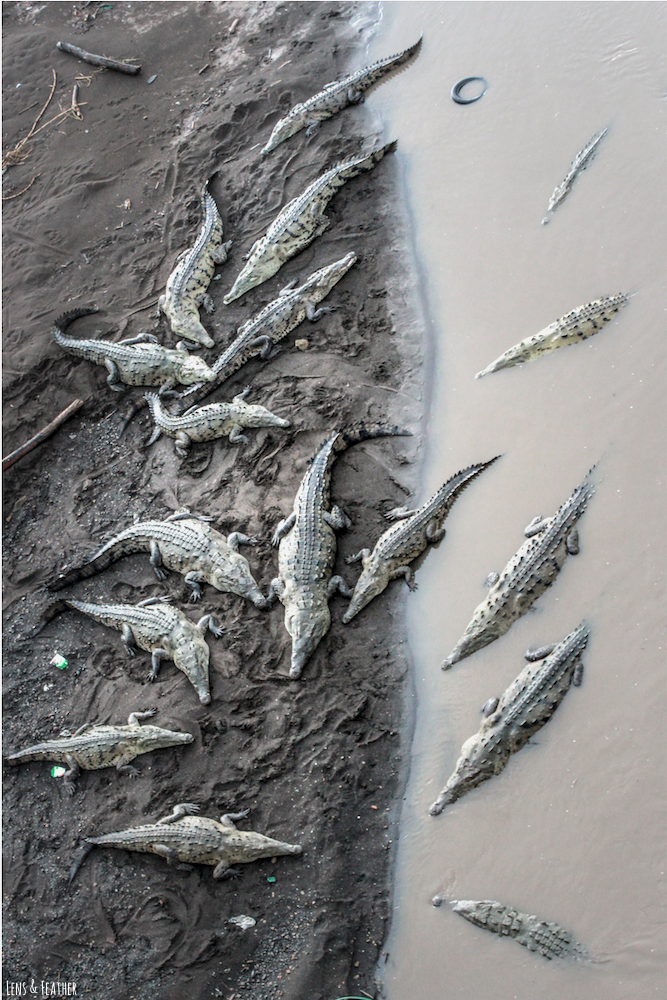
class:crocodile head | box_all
[172,318,215,350]
[285,605,331,679]
[432,731,509,813]
[131,725,194,751]
[228,830,303,864]
[171,630,211,704]
[210,566,269,610]
[442,618,497,670]
[304,252,358,296]
[260,109,306,155]
[236,402,290,430]
[341,559,389,623]
[174,353,217,385]
[223,243,281,305]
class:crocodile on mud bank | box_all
[342,457,500,622]
[269,424,411,679]
[442,474,594,670]
[41,596,222,704]
[49,509,269,607]
[261,38,422,154]
[433,897,586,961]
[475,293,629,378]
[52,308,217,392]
[430,623,588,815]
[176,253,357,411]
[5,709,193,794]
[542,127,608,225]
[223,142,396,304]
[70,802,302,882]
[145,388,290,457]
[158,182,233,348]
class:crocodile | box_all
[145,389,290,457]
[45,597,222,704]
[49,510,269,607]
[442,474,593,670]
[177,253,357,410]
[70,802,302,882]
[342,457,501,622]
[53,308,217,392]
[542,127,608,224]
[269,424,411,679]
[439,898,586,960]
[5,709,193,794]
[158,183,233,348]
[223,143,396,304]
[430,623,588,815]
[475,293,629,378]
[261,38,422,154]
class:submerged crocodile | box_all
[430,623,588,815]
[45,597,222,704]
[53,308,217,392]
[542,127,608,224]
[177,254,357,410]
[5,709,193,794]
[145,389,290,457]
[269,424,410,678]
[224,143,396,304]
[70,802,302,882]
[342,457,501,622]
[158,183,232,348]
[49,509,268,607]
[442,475,593,670]
[475,293,629,378]
[437,898,586,961]
[261,38,422,154]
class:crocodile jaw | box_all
[211,567,268,609]
[136,726,194,751]
[342,564,390,623]
[162,302,215,349]
[261,112,305,154]
[286,605,331,679]
[223,247,281,305]
[172,643,211,704]
[175,357,218,385]
[308,251,358,294]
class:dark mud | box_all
[2,3,424,998]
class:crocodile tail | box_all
[361,36,423,91]
[433,455,502,507]
[333,421,412,453]
[47,538,130,592]
[52,306,99,335]
[68,842,95,884]
[32,598,72,635]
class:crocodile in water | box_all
[49,509,269,607]
[542,127,608,224]
[158,183,232,348]
[70,802,302,882]
[261,38,422,154]
[145,388,290,457]
[46,597,222,704]
[475,293,629,378]
[430,623,588,815]
[269,424,410,678]
[223,143,396,304]
[5,709,193,794]
[442,475,593,670]
[177,253,357,410]
[342,457,501,622]
[437,898,586,960]
[53,308,217,392]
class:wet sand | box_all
[367,3,666,998]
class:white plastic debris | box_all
[228,915,256,930]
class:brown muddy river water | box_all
[365,2,666,997]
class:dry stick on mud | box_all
[2,399,84,472]
[56,40,141,75]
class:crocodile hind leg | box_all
[251,335,274,359]
[121,623,138,657]
[114,753,140,778]
[271,514,295,547]
[156,802,200,825]
[148,648,169,681]
[324,505,352,531]
[426,521,447,544]
[328,575,353,599]
[227,532,259,552]
[104,358,125,392]
[391,565,418,592]
[566,529,579,554]
[525,644,556,662]
[266,577,285,604]
[228,425,249,445]
[347,87,365,104]
[184,571,205,602]
[149,540,168,580]
[174,431,192,457]
[197,292,216,314]
[305,120,321,137]
[211,240,233,264]
[150,843,193,870]
[62,754,80,796]
[384,506,415,521]
[219,809,250,829]
[213,860,241,880]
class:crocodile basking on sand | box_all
[433,897,586,961]
[475,293,629,378]
[177,253,357,410]
[224,143,396,303]
[261,38,422,154]
[442,475,593,670]
[542,127,608,224]
[69,802,302,882]
[5,709,193,795]
[53,308,217,392]
[158,183,233,348]
[430,623,588,815]
[49,509,268,607]
[145,389,290,457]
[269,424,410,678]
[44,597,222,704]
[342,457,500,622]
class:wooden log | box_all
[56,41,141,75]
[3,399,84,472]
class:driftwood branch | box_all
[3,399,84,472]
[56,41,141,75]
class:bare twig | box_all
[3,399,84,471]
[2,175,39,201]
[56,40,141,75]
[70,83,83,120]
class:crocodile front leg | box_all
[196,615,224,638]
[104,358,125,392]
[232,386,252,403]
[426,521,446,544]
[72,721,95,737]
[149,648,169,680]
[345,548,371,566]
[384,506,415,521]
[305,301,333,322]
[115,753,140,778]
[119,333,159,346]
[184,571,205,602]
[149,540,168,580]
[157,379,177,396]
[156,802,200,825]
[279,279,298,296]
[347,87,365,105]
[227,532,259,552]
[566,528,579,554]
[271,513,296,547]
[305,120,321,137]
[250,335,274,359]
[324,505,352,531]
[525,644,556,662]
[228,425,249,446]
[127,708,157,725]
[219,809,250,829]
[328,575,353,599]
[266,577,285,604]
[62,754,80,796]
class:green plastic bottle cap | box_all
[51,654,68,670]
[267,876,276,883]
[51,766,67,778]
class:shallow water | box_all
[364,3,666,997]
